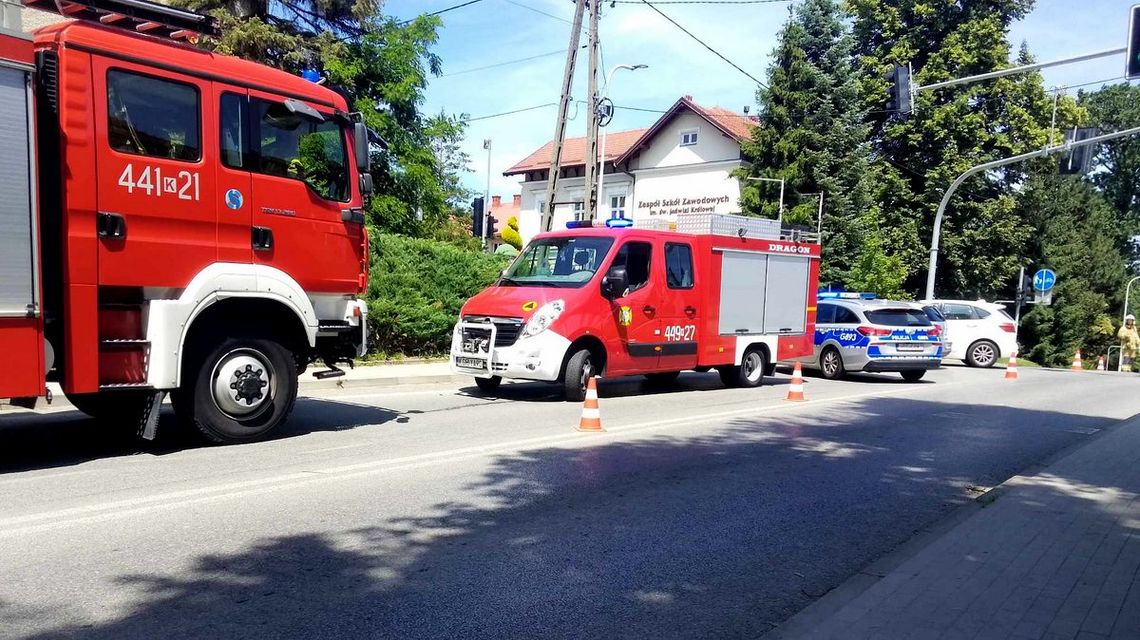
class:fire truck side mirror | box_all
[602,266,628,299]
[354,122,371,173]
[360,173,374,196]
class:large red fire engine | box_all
[451,213,821,400]
[0,0,371,443]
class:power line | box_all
[615,0,789,3]
[638,0,766,88]
[463,103,559,122]
[441,49,567,77]
[426,0,486,17]
[500,0,573,24]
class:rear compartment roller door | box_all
[718,251,768,335]
[0,65,35,316]
[763,255,809,334]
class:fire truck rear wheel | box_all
[719,348,767,388]
[563,348,595,402]
[182,337,298,444]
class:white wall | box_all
[633,111,741,169]
[631,161,745,222]
[516,174,634,244]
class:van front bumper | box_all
[450,323,571,382]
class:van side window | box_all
[252,99,349,202]
[664,243,694,289]
[219,93,247,170]
[107,70,200,162]
[612,241,652,294]
[817,303,836,324]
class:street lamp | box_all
[482,139,491,249]
[595,63,647,220]
[744,176,785,224]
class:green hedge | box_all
[367,233,507,356]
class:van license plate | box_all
[456,356,486,369]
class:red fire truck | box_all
[451,213,821,400]
[0,0,372,443]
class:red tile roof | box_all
[504,97,758,176]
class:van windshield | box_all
[501,236,616,288]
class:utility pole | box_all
[482,138,491,250]
[541,0,588,233]
[583,0,601,222]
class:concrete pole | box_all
[482,139,491,249]
[541,0,588,233]
[583,0,601,221]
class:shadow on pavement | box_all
[7,395,1130,640]
[458,370,793,403]
[0,397,400,475]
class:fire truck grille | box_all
[461,316,524,348]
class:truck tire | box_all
[719,348,767,388]
[965,340,998,368]
[820,346,845,380]
[179,336,298,444]
[563,348,595,402]
[474,376,502,393]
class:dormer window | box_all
[680,129,699,146]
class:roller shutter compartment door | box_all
[763,255,809,334]
[717,251,768,335]
[0,66,33,316]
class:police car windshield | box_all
[501,236,616,288]
[865,308,933,327]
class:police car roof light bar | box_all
[25,0,221,41]
[818,291,877,300]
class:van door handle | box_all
[643,305,656,315]
[684,305,697,316]
[252,226,274,251]
[96,212,126,239]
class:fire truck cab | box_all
[451,214,821,401]
[0,0,371,443]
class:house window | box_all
[572,201,585,221]
[609,195,627,219]
[680,129,699,146]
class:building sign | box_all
[638,194,733,217]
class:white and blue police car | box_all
[792,292,944,382]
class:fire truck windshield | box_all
[501,236,615,288]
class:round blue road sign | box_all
[1033,268,1057,292]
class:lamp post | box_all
[595,63,647,221]
[744,176,785,224]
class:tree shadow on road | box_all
[6,396,1133,640]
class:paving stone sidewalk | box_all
[775,415,1140,640]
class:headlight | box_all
[523,299,565,337]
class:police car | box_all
[794,293,944,382]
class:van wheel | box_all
[820,347,845,380]
[645,371,680,386]
[720,349,767,388]
[901,370,927,383]
[179,336,298,444]
[966,340,998,368]
[563,349,595,402]
[475,376,502,393]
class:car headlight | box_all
[523,299,565,337]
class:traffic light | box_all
[1059,127,1099,175]
[1019,272,1034,305]
[1128,5,1140,79]
[885,64,913,115]
[486,214,498,239]
[471,197,484,237]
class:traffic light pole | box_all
[915,47,1126,94]
[925,125,1140,300]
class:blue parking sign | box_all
[1033,268,1057,292]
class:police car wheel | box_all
[820,347,845,380]
[474,376,502,393]
[966,340,998,368]
[901,370,926,383]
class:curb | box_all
[299,373,469,392]
[762,411,1139,639]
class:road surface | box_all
[0,366,1136,639]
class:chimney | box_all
[684,95,693,102]
[491,195,501,208]
[513,194,521,206]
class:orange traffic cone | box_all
[576,376,603,432]
[1005,352,1019,381]
[1071,350,1083,371]
[1097,356,1106,371]
[786,362,806,402]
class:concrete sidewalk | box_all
[772,414,1140,640]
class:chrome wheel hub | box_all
[212,350,272,418]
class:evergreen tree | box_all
[1082,84,1140,261]
[737,0,875,285]
[1016,176,1127,367]
[847,0,1083,297]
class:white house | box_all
[505,96,758,243]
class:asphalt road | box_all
[0,366,1137,639]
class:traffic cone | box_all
[786,362,806,402]
[1096,356,1106,371]
[576,376,603,432]
[1005,352,1019,381]
[1071,350,1083,371]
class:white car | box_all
[922,299,1019,368]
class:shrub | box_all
[367,233,507,356]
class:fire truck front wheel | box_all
[179,337,299,444]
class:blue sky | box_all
[382,0,1137,200]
